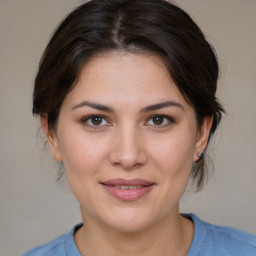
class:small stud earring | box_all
[197,153,203,158]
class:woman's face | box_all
[44,52,211,232]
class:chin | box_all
[99,207,160,233]
[107,219,153,233]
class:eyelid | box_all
[80,114,175,129]
[81,115,111,127]
[145,114,175,126]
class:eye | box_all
[146,115,174,127]
[82,115,110,127]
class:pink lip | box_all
[101,179,155,201]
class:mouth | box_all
[100,179,155,201]
[107,185,145,190]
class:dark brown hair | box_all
[33,0,224,189]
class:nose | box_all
[108,125,148,170]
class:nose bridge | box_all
[109,121,147,169]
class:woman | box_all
[23,0,256,255]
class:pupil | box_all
[153,116,163,125]
[92,117,102,125]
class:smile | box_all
[113,185,143,189]
[101,179,155,201]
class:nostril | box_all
[109,151,147,170]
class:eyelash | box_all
[146,115,175,127]
[81,114,175,129]
[81,115,111,129]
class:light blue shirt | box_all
[22,214,256,256]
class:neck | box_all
[74,208,194,256]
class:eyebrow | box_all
[72,101,115,112]
[72,100,184,113]
[141,101,184,113]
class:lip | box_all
[100,179,155,201]
[101,178,154,186]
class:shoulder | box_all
[21,235,66,256]
[187,214,256,256]
[206,220,256,246]
[205,221,256,255]
[21,224,82,256]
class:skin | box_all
[42,52,212,256]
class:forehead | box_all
[63,52,191,111]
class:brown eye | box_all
[82,115,109,127]
[146,115,175,127]
[91,116,103,125]
[152,116,164,125]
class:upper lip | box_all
[101,179,155,186]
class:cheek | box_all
[141,131,196,220]
[58,133,110,207]
[150,130,196,174]
[58,131,109,178]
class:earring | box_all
[197,153,203,158]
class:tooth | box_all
[113,185,144,190]
[129,186,141,190]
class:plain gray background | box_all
[0,1,256,255]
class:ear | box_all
[41,116,63,162]
[194,116,213,162]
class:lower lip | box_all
[102,185,154,201]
